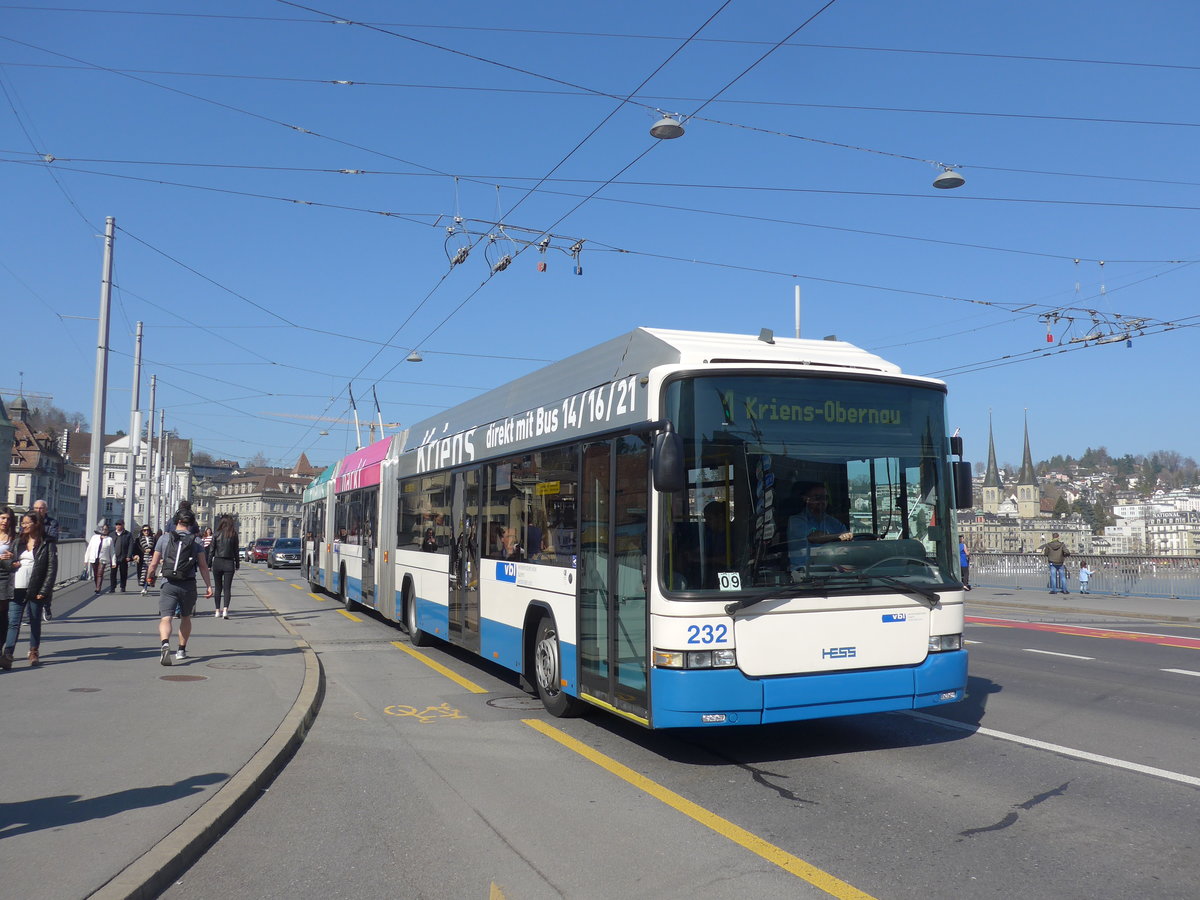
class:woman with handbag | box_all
[136,524,157,595]
[83,523,116,593]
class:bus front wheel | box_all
[533,617,585,718]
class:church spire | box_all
[1018,412,1036,486]
[983,412,1002,488]
[1016,411,1040,519]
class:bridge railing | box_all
[53,538,88,590]
[972,553,1200,600]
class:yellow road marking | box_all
[337,608,362,622]
[523,719,878,900]
[390,641,488,694]
[309,592,327,602]
[384,702,466,723]
[291,583,303,590]
[489,883,506,899]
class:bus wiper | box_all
[840,573,939,607]
[724,576,833,616]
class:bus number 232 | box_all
[687,624,729,644]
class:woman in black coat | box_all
[2,512,56,668]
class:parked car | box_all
[267,537,301,569]
[250,537,275,563]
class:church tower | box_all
[1016,413,1040,519]
[981,413,1003,514]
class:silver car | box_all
[266,537,302,569]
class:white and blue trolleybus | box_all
[302,328,972,728]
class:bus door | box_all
[361,487,378,607]
[449,468,481,652]
[579,436,649,722]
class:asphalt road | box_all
[162,570,1200,900]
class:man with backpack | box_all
[146,509,213,665]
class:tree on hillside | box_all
[25,402,87,434]
[1114,455,1137,478]
[1052,496,1071,519]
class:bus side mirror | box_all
[953,461,973,509]
[652,430,686,493]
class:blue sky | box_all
[3,1,1197,471]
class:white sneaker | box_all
[214,609,220,618]
[222,609,229,619]
[141,586,148,596]
[159,644,173,666]
[175,647,187,661]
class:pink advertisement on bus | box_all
[334,436,393,493]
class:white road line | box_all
[1022,648,1095,660]
[908,711,1200,788]
[1162,668,1200,678]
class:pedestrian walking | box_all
[1041,532,1071,594]
[2,512,57,668]
[1079,562,1092,594]
[200,525,214,565]
[30,499,59,620]
[0,506,19,647]
[83,523,116,592]
[208,515,240,619]
[136,524,156,594]
[146,509,213,665]
[110,520,136,593]
[959,539,972,591]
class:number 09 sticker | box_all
[717,571,742,591]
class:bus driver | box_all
[787,481,853,569]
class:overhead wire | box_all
[3,60,1197,132]
[6,158,1198,262]
[4,9,1197,73]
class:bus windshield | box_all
[661,374,959,597]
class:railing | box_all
[972,553,1200,599]
[54,538,88,589]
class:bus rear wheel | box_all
[533,616,585,718]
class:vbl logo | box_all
[822,646,857,659]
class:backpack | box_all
[161,531,198,580]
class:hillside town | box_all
[958,418,1200,557]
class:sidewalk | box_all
[966,581,1200,622]
[0,572,322,900]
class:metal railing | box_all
[972,552,1200,599]
[54,538,88,589]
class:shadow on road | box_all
[0,773,227,839]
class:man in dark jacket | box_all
[1042,533,1071,594]
[110,520,136,593]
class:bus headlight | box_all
[928,634,962,652]
[653,649,738,669]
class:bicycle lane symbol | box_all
[384,702,467,724]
